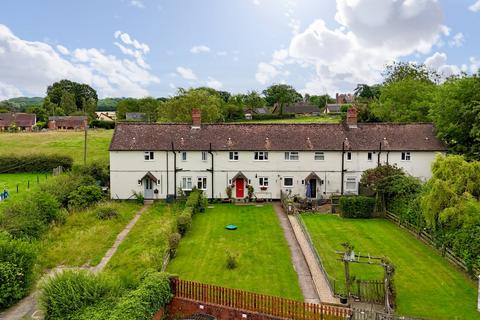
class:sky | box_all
[0,0,479,100]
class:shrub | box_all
[73,163,109,186]
[176,208,192,236]
[95,203,119,220]
[109,271,172,320]
[339,196,375,218]
[168,233,181,257]
[68,185,103,210]
[132,191,144,204]
[0,154,73,173]
[89,120,115,130]
[40,270,118,320]
[225,251,238,269]
[0,232,36,309]
[226,186,233,199]
[41,174,96,207]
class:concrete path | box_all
[273,203,320,304]
[286,211,339,304]
[0,203,150,320]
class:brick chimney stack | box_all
[347,107,358,128]
[191,108,201,128]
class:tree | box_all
[116,97,160,122]
[263,84,302,115]
[159,89,223,122]
[243,91,265,109]
[382,62,438,85]
[60,92,76,115]
[430,75,480,160]
[307,94,335,108]
[46,79,98,115]
[354,84,381,100]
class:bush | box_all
[89,120,115,130]
[41,174,96,207]
[73,163,109,186]
[95,203,119,220]
[339,196,375,218]
[176,208,192,236]
[132,191,144,204]
[109,271,172,320]
[40,270,118,320]
[68,185,103,210]
[0,191,64,239]
[0,154,73,173]
[225,251,238,269]
[0,232,36,309]
[168,233,181,257]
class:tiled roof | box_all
[110,122,446,152]
[0,113,36,127]
[326,104,341,112]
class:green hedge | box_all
[176,207,193,236]
[0,154,73,173]
[89,120,115,129]
[339,196,375,218]
[251,113,295,120]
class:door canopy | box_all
[231,171,248,182]
[140,171,158,182]
[304,172,320,181]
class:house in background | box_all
[125,112,146,121]
[336,93,354,104]
[244,107,269,119]
[48,116,88,130]
[272,102,320,115]
[109,108,446,201]
[324,104,342,114]
[0,113,36,131]
[95,112,116,122]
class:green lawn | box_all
[35,201,141,275]
[104,203,176,286]
[0,173,51,202]
[167,204,303,300]
[302,214,479,320]
[236,114,341,124]
[0,130,113,165]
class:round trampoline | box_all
[225,224,238,230]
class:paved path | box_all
[273,203,320,304]
[0,203,150,320]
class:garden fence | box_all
[171,278,352,320]
[0,174,50,199]
[385,211,480,277]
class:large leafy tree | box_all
[430,75,480,160]
[262,84,302,114]
[46,80,98,116]
[243,91,265,109]
[117,97,160,122]
[307,94,335,108]
[354,84,381,100]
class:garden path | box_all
[0,203,150,320]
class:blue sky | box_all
[0,0,479,99]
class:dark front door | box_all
[309,179,317,198]
[235,179,244,198]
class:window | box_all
[254,151,269,161]
[181,177,192,190]
[314,152,325,161]
[259,177,269,187]
[144,151,154,161]
[346,152,352,161]
[283,177,294,187]
[229,151,239,161]
[401,152,411,161]
[367,152,373,161]
[181,151,187,161]
[197,177,207,190]
[202,151,208,161]
[284,151,299,161]
[346,177,357,191]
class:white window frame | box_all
[197,177,207,190]
[314,152,325,161]
[181,151,187,161]
[346,152,352,161]
[259,177,269,187]
[401,152,411,161]
[345,177,357,192]
[144,151,154,161]
[283,177,294,188]
[254,151,269,161]
[229,151,239,161]
[181,177,192,190]
[202,151,208,161]
[284,151,299,161]
[367,152,373,161]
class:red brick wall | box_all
[166,297,284,320]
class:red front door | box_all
[235,179,244,198]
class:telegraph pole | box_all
[84,123,87,165]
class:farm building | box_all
[48,116,88,130]
[0,113,36,131]
[109,108,446,200]
[272,102,321,115]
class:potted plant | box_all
[247,185,254,201]
[225,186,233,203]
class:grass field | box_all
[302,214,479,320]
[0,130,113,165]
[104,203,176,286]
[237,114,341,124]
[167,204,303,300]
[0,173,51,202]
[35,201,141,275]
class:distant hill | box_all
[97,97,127,111]
[0,97,127,112]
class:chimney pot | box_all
[191,108,201,128]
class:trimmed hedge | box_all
[339,196,375,218]
[89,120,115,130]
[251,113,295,120]
[0,154,73,173]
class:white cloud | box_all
[449,32,465,47]
[256,0,448,94]
[114,30,149,54]
[206,77,223,89]
[130,0,145,9]
[56,45,69,55]
[0,24,158,98]
[176,66,197,80]
[0,81,22,100]
[252,0,260,6]
[190,45,211,54]
[424,52,460,78]
[470,57,480,73]
[469,0,480,12]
